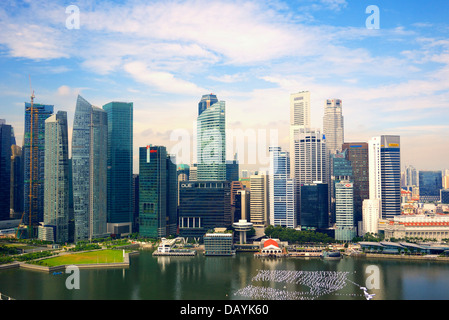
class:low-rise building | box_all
[379,214,449,242]
[204,229,234,256]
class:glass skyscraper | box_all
[368,135,401,219]
[0,120,12,221]
[269,146,295,228]
[198,93,218,116]
[138,145,177,238]
[334,181,355,241]
[342,142,369,230]
[43,111,69,243]
[72,95,108,241]
[103,101,133,236]
[196,94,226,181]
[419,170,442,202]
[300,183,329,230]
[23,102,53,236]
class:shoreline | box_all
[0,250,140,272]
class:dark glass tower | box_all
[342,142,369,227]
[198,94,218,116]
[300,183,329,230]
[0,120,12,220]
[139,145,177,238]
[178,181,231,239]
[380,136,401,218]
[23,102,53,235]
[103,101,133,236]
[419,171,442,202]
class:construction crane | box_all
[15,76,37,239]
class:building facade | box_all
[368,135,401,219]
[342,142,369,232]
[139,145,177,238]
[103,101,134,236]
[43,111,69,243]
[334,180,355,241]
[196,95,226,181]
[419,170,442,202]
[23,103,54,235]
[0,120,12,221]
[72,95,108,241]
[249,172,269,227]
[300,183,329,230]
[178,180,231,240]
[323,99,344,154]
[269,146,295,228]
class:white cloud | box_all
[123,61,205,95]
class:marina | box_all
[2,250,449,300]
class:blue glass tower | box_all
[419,171,442,202]
[103,101,133,236]
[23,102,53,236]
[72,95,108,241]
[196,95,226,181]
[0,120,12,221]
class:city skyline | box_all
[0,0,448,173]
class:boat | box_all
[321,250,341,259]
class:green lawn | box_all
[36,249,124,267]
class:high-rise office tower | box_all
[443,169,449,189]
[198,93,218,116]
[290,91,311,178]
[334,180,355,241]
[293,128,328,185]
[23,102,54,235]
[269,146,295,228]
[43,111,69,243]
[178,180,231,239]
[323,99,344,154]
[300,183,329,230]
[103,101,133,236]
[330,150,353,225]
[419,170,442,202]
[139,145,177,238]
[290,91,311,128]
[166,154,178,236]
[72,95,108,241]
[368,135,401,219]
[0,120,12,220]
[403,165,418,191]
[196,94,226,181]
[341,142,369,233]
[226,155,239,182]
[10,145,24,219]
[249,172,269,227]
[292,128,328,224]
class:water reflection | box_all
[1,251,449,300]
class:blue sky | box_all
[0,0,448,173]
